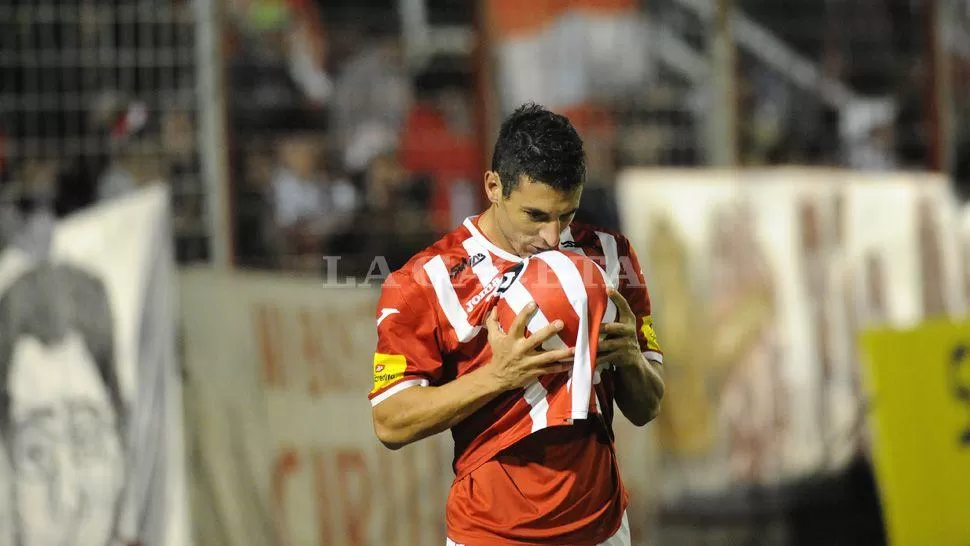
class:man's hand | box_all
[483,303,576,391]
[597,288,647,370]
[600,288,665,426]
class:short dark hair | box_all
[491,103,586,197]
[0,263,123,444]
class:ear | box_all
[484,171,502,204]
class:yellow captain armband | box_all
[371,353,407,394]
[641,315,662,354]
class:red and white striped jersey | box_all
[486,249,616,431]
[369,215,663,479]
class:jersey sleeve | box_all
[369,270,445,406]
[617,236,664,364]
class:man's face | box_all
[494,175,582,257]
[8,331,123,546]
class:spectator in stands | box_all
[399,61,480,233]
[233,146,287,270]
[228,0,332,107]
[332,144,435,279]
[270,131,358,270]
[571,107,621,231]
[90,91,158,202]
[840,97,899,171]
[329,20,411,172]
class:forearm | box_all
[372,367,506,449]
[614,354,665,426]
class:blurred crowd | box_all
[227,1,485,276]
[734,0,969,174]
[225,0,970,278]
[0,0,207,261]
[0,0,968,275]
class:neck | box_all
[476,205,519,256]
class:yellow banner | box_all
[860,319,970,546]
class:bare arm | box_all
[372,368,506,450]
[613,354,665,426]
[598,288,666,426]
[372,303,575,450]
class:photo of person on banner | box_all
[645,200,786,484]
[0,263,127,546]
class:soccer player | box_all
[369,103,665,546]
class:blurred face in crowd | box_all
[366,152,407,208]
[485,171,581,258]
[8,331,124,546]
[278,135,320,180]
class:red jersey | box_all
[369,216,663,545]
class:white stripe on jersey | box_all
[596,231,621,288]
[463,237,562,346]
[535,251,595,421]
[506,279,568,351]
[560,228,619,322]
[424,256,482,343]
[370,378,430,406]
[523,379,549,432]
[461,237,500,284]
[469,251,567,352]
[463,237,560,346]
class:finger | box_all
[509,302,538,339]
[521,319,565,350]
[485,307,503,336]
[596,339,631,354]
[531,362,573,377]
[527,348,575,367]
[607,287,636,325]
[599,322,636,338]
[594,353,614,366]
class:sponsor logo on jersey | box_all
[495,265,523,295]
[449,253,487,278]
[562,239,600,249]
[465,274,504,312]
[371,353,407,393]
[463,263,524,313]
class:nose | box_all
[538,222,562,250]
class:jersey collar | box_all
[463,216,522,263]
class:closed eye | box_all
[523,207,578,222]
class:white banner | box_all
[0,185,189,546]
[180,270,661,546]
[617,168,967,503]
